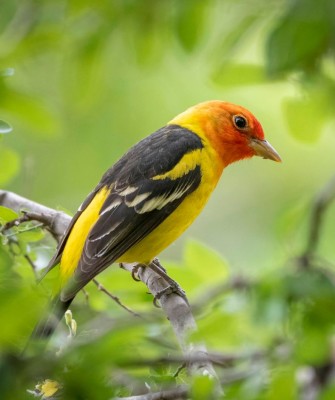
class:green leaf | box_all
[0,91,59,138]
[174,0,208,52]
[266,0,332,77]
[0,147,20,185]
[183,239,229,283]
[283,75,335,142]
[266,366,297,400]
[18,225,45,243]
[321,383,335,400]
[0,206,18,224]
[0,120,12,134]
[0,68,14,78]
[190,375,216,400]
[295,328,329,364]
[215,14,259,58]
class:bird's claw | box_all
[153,282,188,307]
[131,264,142,282]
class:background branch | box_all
[304,174,335,259]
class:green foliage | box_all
[0,206,18,223]
[1,0,335,398]
[266,0,335,78]
[1,204,335,399]
[190,374,217,400]
[0,120,12,134]
[174,0,209,52]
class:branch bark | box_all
[0,190,70,241]
[0,189,220,385]
[304,174,335,258]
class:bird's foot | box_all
[153,281,188,308]
[130,263,145,282]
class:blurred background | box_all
[1,0,335,269]
[1,0,335,399]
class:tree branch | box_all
[0,190,70,241]
[304,174,335,259]
[0,189,220,385]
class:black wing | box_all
[57,125,204,301]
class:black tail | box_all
[32,296,74,339]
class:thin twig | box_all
[118,349,264,369]
[112,363,262,399]
[92,278,140,317]
[173,362,187,378]
[304,174,335,259]
[23,250,38,280]
[1,211,44,232]
[191,275,252,314]
[7,237,38,280]
[81,288,90,305]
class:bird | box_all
[34,100,281,337]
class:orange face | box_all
[170,100,281,167]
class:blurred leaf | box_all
[266,0,334,77]
[183,239,229,283]
[0,90,59,138]
[0,206,18,224]
[17,225,45,243]
[0,68,15,77]
[0,284,44,349]
[266,366,297,400]
[0,146,20,185]
[215,14,259,59]
[283,79,334,142]
[283,268,335,304]
[174,0,208,52]
[212,63,266,87]
[0,120,12,134]
[190,374,216,400]
[295,328,329,365]
[321,383,335,400]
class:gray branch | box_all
[0,189,220,387]
[0,190,70,241]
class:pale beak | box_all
[249,138,282,162]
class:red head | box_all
[170,100,281,167]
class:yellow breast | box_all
[117,146,224,263]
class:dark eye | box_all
[233,115,247,130]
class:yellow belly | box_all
[117,148,224,263]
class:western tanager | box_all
[35,100,281,336]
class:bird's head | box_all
[169,101,281,167]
